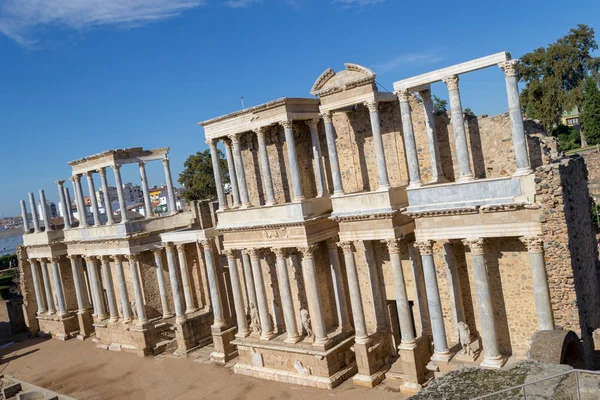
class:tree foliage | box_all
[178,149,229,202]
[520,24,600,131]
[433,95,448,115]
[581,77,600,145]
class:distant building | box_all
[97,185,119,208]
[562,106,580,129]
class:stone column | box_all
[87,257,107,320]
[71,175,88,228]
[152,249,172,319]
[386,239,416,348]
[280,120,305,202]
[419,89,443,183]
[40,259,56,315]
[443,241,466,337]
[38,189,51,231]
[241,250,257,310]
[128,254,148,325]
[56,180,72,229]
[69,256,86,313]
[340,242,368,343]
[176,244,196,313]
[229,133,251,208]
[50,258,67,316]
[326,238,351,332]
[98,168,114,225]
[162,158,178,214]
[113,256,132,322]
[84,258,98,315]
[201,239,225,327]
[84,172,101,226]
[165,244,185,323]
[408,243,431,336]
[443,75,474,181]
[520,237,554,331]
[224,250,249,337]
[322,112,344,196]
[249,249,274,340]
[414,240,451,361]
[499,60,532,176]
[207,139,228,211]
[65,187,74,226]
[396,91,423,188]
[111,165,128,223]
[223,139,241,208]
[100,256,119,322]
[20,200,30,233]
[365,101,390,190]
[299,245,330,346]
[77,257,92,309]
[306,119,327,197]
[138,162,154,218]
[28,192,41,233]
[463,238,503,368]
[274,249,301,343]
[29,259,46,314]
[254,127,276,206]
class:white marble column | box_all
[463,239,503,368]
[28,192,41,233]
[201,240,225,327]
[223,139,241,208]
[165,244,186,323]
[113,255,132,322]
[396,91,423,188]
[241,250,257,310]
[443,75,474,181]
[299,245,330,346]
[64,186,74,226]
[111,165,128,223]
[224,250,249,337]
[326,238,351,332]
[520,237,554,331]
[87,257,107,320]
[71,175,88,228]
[229,133,251,208]
[152,249,172,319]
[128,254,148,325]
[29,259,46,314]
[419,88,443,183]
[69,256,86,313]
[207,139,228,211]
[20,200,31,233]
[84,258,98,316]
[414,240,451,361]
[138,161,154,218]
[40,258,56,315]
[274,249,301,343]
[339,242,368,343]
[98,168,114,225]
[322,112,344,196]
[280,120,305,202]
[249,249,274,340]
[386,239,416,348]
[77,257,92,309]
[443,241,466,337]
[56,181,71,229]
[84,172,101,226]
[162,158,178,214]
[38,190,51,231]
[254,127,276,206]
[177,244,196,313]
[365,101,390,190]
[100,256,119,322]
[306,119,327,197]
[499,60,532,176]
[50,258,67,316]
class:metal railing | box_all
[472,369,600,399]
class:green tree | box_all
[433,95,448,115]
[520,24,600,133]
[178,149,229,202]
[581,77,600,144]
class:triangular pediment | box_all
[310,63,376,97]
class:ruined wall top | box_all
[68,147,170,175]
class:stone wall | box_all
[17,246,39,334]
[581,151,600,198]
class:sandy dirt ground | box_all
[0,335,408,400]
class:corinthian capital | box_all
[396,89,411,102]
[462,238,485,255]
[320,112,332,124]
[200,238,214,251]
[279,119,293,130]
[228,132,242,144]
[223,248,236,259]
[161,158,170,168]
[442,74,460,90]
[299,244,318,258]
[110,164,121,173]
[414,240,434,256]
[70,175,80,183]
[364,100,378,112]
[98,167,107,178]
[418,88,432,102]
[326,236,339,250]
[339,241,354,254]
[386,239,401,254]
[206,138,217,150]
[520,236,544,253]
[304,119,318,131]
[253,126,268,139]
[499,59,521,77]
[273,248,288,259]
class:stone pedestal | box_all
[37,313,79,341]
[352,332,389,388]
[387,336,431,393]
[76,310,94,340]
[210,325,238,364]
[173,310,214,355]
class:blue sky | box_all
[1,0,599,217]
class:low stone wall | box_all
[581,151,600,198]
[17,245,39,335]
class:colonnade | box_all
[21,190,53,233]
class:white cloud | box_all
[333,0,386,6]
[0,0,206,47]
[373,51,446,74]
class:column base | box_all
[457,175,475,183]
[430,350,452,363]
[211,325,238,364]
[175,315,187,324]
[400,381,423,395]
[513,167,533,177]
[284,335,302,344]
[313,337,332,347]
[235,330,251,339]
[480,355,506,369]
[185,308,199,314]
[352,371,386,388]
[331,191,345,198]
[407,181,423,189]
[429,175,446,184]
[376,185,391,192]
[260,332,276,341]
[162,313,174,319]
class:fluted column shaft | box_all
[443,241,466,337]
[72,176,88,228]
[202,240,225,326]
[39,190,51,231]
[443,75,473,181]
[30,260,46,313]
[100,256,118,322]
[165,244,186,323]
[397,91,423,188]
[56,181,71,229]
[241,251,257,309]
[64,187,74,226]
[223,140,240,207]
[40,259,56,315]
[281,120,305,202]
[50,258,67,316]
[340,242,368,342]
[365,101,390,189]
[138,162,154,218]
[128,255,148,324]
[87,257,107,320]
[28,192,41,232]
[521,237,554,331]
[153,250,172,319]
[113,256,132,322]
[306,119,327,197]
[69,256,86,313]
[20,201,30,233]
[274,249,300,343]
[300,245,329,345]
[207,140,228,211]
[322,113,344,195]
[229,133,251,208]
[420,89,443,183]
[162,158,177,214]
[225,251,249,337]
[111,165,128,223]
[85,172,101,226]
[387,240,416,348]
[177,244,196,313]
[249,249,274,339]
[99,168,114,224]
[255,128,276,206]
[327,238,351,332]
